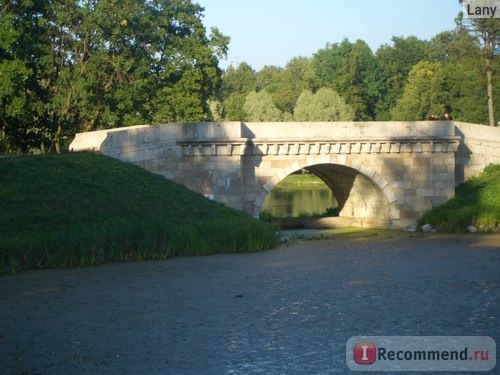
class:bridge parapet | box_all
[173,121,460,156]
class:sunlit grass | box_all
[272,172,326,190]
[418,164,500,232]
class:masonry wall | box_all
[454,122,500,185]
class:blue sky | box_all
[196,0,463,70]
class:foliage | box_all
[418,164,500,232]
[257,58,318,115]
[391,61,449,120]
[3,2,498,154]
[219,12,498,126]
[376,36,430,119]
[221,62,256,120]
[222,58,319,121]
[429,29,489,123]
[0,153,276,274]
[311,39,384,120]
[243,91,282,121]
[457,5,500,126]
[293,88,354,121]
[0,0,229,153]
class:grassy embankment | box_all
[0,153,276,274]
[418,164,500,232]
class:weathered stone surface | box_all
[455,122,500,184]
[68,121,498,229]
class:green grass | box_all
[0,153,276,274]
[272,173,326,189]
[418,164,500,232]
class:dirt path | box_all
[1,233,499,374]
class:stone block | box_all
[347,156,362,171]
[383,186,398,203]
[433,179,452,189]
[359,164,376,179]
[371,173,388,189]
[335,154,347,166]
[417,188,434,197]
[390,206,401,219]
[413,157,431,168]
[252,192,267,207]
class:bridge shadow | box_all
[241,124,264,215]
[304,164,355,214]
[454,126,471,186]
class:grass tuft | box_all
[418,164,500,232]
[0,153,276,274]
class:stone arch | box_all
[253,157,399,226]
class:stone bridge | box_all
[70,121,500,229]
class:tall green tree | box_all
[311,39,384,120]
[0,0,228,153]
[221,62,256,120]
[392,61,449,121]
[429,29,489,123]
[0,11,31,152]
[149,0,229,123]
[376,36,430,120]
[0,0,56,152]
[255,57,318,116]
[456,6,500,126]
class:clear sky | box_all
[196,0,463,70]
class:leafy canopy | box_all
[0,0,229,153]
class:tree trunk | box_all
[55,123,62,154]
[486,63,496,126]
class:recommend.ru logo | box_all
[346,336,496,372]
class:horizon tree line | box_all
[1,0,498,154]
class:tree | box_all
[256,57,318,116]
[456,5,500,126]
[293,88,354,121]
[221,62,256,120]
[392,61,448,121]
[311,39,352,88]
[0,1,53,152]
[243,91,282,121]
[376,36,430,120]
[311,39,384,120]
[429,29,489,123]
[0,12,31,152]
[0,0,229,153]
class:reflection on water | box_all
[262,185,337,218]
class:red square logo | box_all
[354,342,377,365]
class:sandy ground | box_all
[1,232,499,374]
